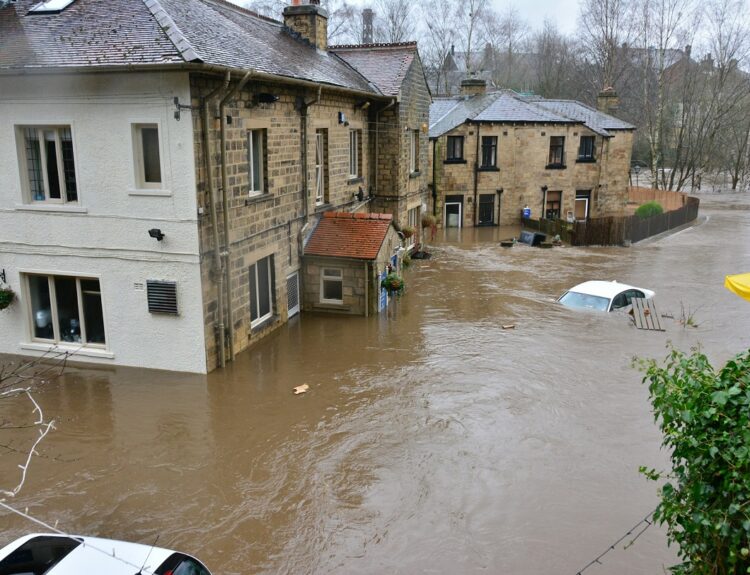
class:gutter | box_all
[203,71,231,369]
[219,70,253,362]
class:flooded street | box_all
[2,193,750,574]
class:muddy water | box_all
[1,193,749,574]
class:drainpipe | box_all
[474,122,480,226]
[432,138,439,217]
[204,71,231,368]
[375,98,397,198]
[301,85,322,221]
[219,71,252,362]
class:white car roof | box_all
[0,533,176,575]
[566,280,648,299]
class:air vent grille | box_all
[147,280,178,315]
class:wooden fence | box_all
[523,196,700,246]
[628,186,688,212]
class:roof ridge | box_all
[142,0,202,63]
[330,41,417,51]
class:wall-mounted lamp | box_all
[355,100,371,110]
[148,228,165,241]
[541,185,548,193]
[421,122,428,134]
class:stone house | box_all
[0,0,430,373]
[429,80,634,228]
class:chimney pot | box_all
[284,1,329,51]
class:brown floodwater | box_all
[1,192,749,574]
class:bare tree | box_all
[419,0,460,94]
[482,4,530,89]
[374,0,415,43]
[532,20,579,98]
[456,0,489,76]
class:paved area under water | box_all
[1,192,749,574]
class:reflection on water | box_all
[1,193,749,574]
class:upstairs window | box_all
[349,129,362,178]
[133,124,162,189]
[18,126,78,203]
[446,136,464,161]
[247,129,266,196]
[481,136,498,168]
[548,136,566,168]
[315,129,328,205]
[578,135,596,161]
[410,130,420,173]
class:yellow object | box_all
[725,273,750,302]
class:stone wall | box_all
[191,73,374,371]
[430,122,633,226]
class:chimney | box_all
[597,86,619,115]
[283,0,328,51]
[362,8,373,44]
[460,77,487,97]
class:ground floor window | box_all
[545,190,562,220]
[406,206,419,248]
[26,274,105,346]
[250,255,274,328]
[321,268,343,304]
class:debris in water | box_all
[502,324,516,330]
[293,384,309,395]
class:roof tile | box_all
[305,212,393,260]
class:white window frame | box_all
[248,129,265,197]
[250,256,274,328]
[349,129,360,178]
[320,267,344,304]
[23,273,107,349]
[132,123,163,190]
[16,125,78,204]
[409,130,419,173]
[315,130,326,205]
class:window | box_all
[545,190,562,219]
[26,274,106,346]
[321,268,343,304]
[18,126,77,203]
[315,129,328,205]
[578,135,596,161]
[155,553,211,575]
[446,136,464,161]
[250,256,274,328]
[410,130,419,173]
[248,129,266,196]
[481,136,498,168]
[349,129,362,178]
[547,136,565,167]
[406,206,419,248]
[133,124,162,189]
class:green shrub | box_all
[635,201,664,218]
[638,347,750,574]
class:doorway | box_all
[445,195,463,228]
[575,191,591,221]
[478,194,495,226]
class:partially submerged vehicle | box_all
[557,281,655,312]
[0,533,211,574]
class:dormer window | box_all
[29,0,77,14]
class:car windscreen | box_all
[558,291,610,311]
[0,536,81,575]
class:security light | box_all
[148,228,165,241]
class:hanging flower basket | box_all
[401,225,415,239]
[381,272,405,295]
[0,287,15,311]
[421,214,437,229]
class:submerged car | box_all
[0,533,211,575]
[557,281,655,312]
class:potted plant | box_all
[381,272,405,295]
[0,286,15,311]
[401,225,415,239]
[421,214,436,229]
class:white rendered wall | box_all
[0,71,207,373]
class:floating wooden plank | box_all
[632,298,665,331]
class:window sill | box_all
[15,204,88,214]
[409,171,421,179]
[20,342,114,360]
[478,166,499,172]
[128,189,172,197]
[444,159,467,164]
[250,315,277,333]
[347,176,364,185]
[315,202,333,213]
[313,302,351,311]
[245,193,274,206]
[575,158,597,164]
[545,164,567,170]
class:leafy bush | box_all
[635,201,664,218]
[380,272,404,295]
[0,288,14,310]
[639,347,750,574]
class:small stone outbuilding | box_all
[303,212,401,316]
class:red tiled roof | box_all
[305,212,393,260]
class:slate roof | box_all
[0,0,377,93]
[330,42,417,97]
[305,212,393,260]
[429,90,634,138]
